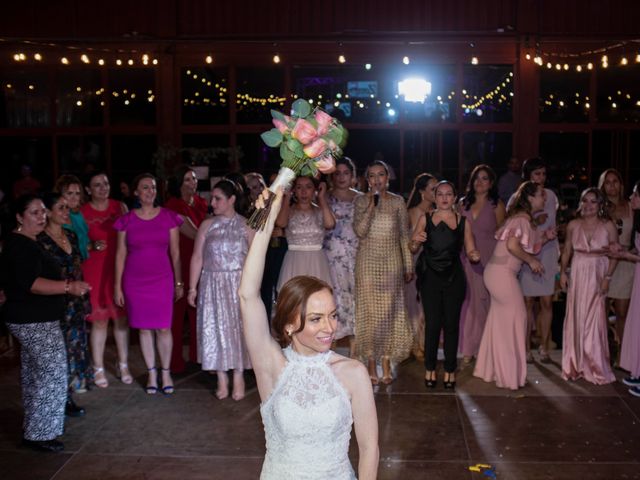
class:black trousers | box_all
[260,237,288,323]
[420,264,466,373]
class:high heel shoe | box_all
[116,362,133,384]
[145,367,158,395]
[381,356,393,385]
[424,371,437,389]
[161,368,174,395]
[93,367,109,388]
[443,372,456,390]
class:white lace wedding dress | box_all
[259,346,357,479]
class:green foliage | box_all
[260,129,284,147]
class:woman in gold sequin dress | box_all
[354,161,413,385]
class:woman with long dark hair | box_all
[458,165,505,364]
[165,165,208,373]
[474,181,556,390]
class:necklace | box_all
[45,227,69,246]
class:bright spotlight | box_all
[387,108,396,117]
[398,78,432,103]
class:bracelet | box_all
[64,279,70,294]
[175,281,184,287]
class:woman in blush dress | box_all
[276,176,335,291]
[81,172,131,388]
[165,165,209,374]
[508,158,560,363]
[354,160,413,385]
[114,174,183,395]
[599,169,634,351]
[613,180,640,396]
[239,187,378,480]
[458,165,505,365]
[188,179,254,400]
[474,181,556,390]
[405,172,438,360]
[323,157,361,356]
[560,188,618,385]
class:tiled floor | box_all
[1,346,639,480]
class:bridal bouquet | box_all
[248,98,348,229]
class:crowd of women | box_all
[1,157,640,462]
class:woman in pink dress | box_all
[560,188,618,385]
[474,181,556,390]
[81,172,131,388]
[164,166,209,373]
[458,165,505,365]
[405,172,437,360]
[114,174,183,394]
[614,180,640,396]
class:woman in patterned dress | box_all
[39,192,92,405]
[354,160,413,385]
[324,157,361,357]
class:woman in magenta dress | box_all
[474,182,556,390]
[81,172,131,388]
[615,180,640,396]
[459,165,505,364]
[165,165,209,373]
[114,174,183,394]
[560,188,619,385]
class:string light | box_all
[273,54,281,64]
[365,63,372,70]
[205,55,213,64]
[471,56,479,65]
[620,57,628,65]
[61,57,69,65]
[98,58,105,66]
[402,56,410,65]
[338,54,346,64]
[525,53,531,60]
[34,53,42,61]
[116,59,122,65]
[80,54,90,64]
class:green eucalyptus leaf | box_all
[261,129,283,147]
[280,143,294,161]
[271,109,286,122]
[291,99,312,118]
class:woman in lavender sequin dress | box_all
[189,180,255,400]
[324,158,361,352]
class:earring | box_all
[286,329,293,336]
[17,222,22,232]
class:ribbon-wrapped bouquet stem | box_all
[247,99,348,230]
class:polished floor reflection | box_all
[1,345,639,480]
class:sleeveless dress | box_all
[324,194,360,339]
[562,220,615,385]
[196,214,252,371]
[353,193,413,363]
[259,346,356,480]
[620,232,640,377]
[113,209,183,329]
[609,206,634,299]
[459,200,498,357]
[81,199,125,322]
[474,216,539,390]
[277,208,333,291]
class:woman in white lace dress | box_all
[239,187,379,480]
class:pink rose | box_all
[303,138,327,158]
[291,118,317,145]
[314,154,336,174]
[315,109,333,136]
[272,118,289,134]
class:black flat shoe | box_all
[65,398,86,417]
[424,378,437,388]
[22,439,64,452]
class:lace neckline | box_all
[284,345,332,364]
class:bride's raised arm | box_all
[239,188,287,399]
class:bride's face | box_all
[288,289,337,355]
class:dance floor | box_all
[1,344,639,480]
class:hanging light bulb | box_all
[273,54,281,64]
[636,53,640,63]
[81,54,90,63]
[34,53,42,61]
[116,59,123,65]
[621,57,628,65]
[152,58,158,65]
[587,62,594,70]
[563,64,569,70]
[471,56,479,65]
[601,54,608,63]
[13,53,21,61]
[576,65,583,72]
[61,57,69,65]
[127,59,134,65]
[525,53,531,60]
[365,63,372,70]
[205,55,213,64]
[402,56,410,65]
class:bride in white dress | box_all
[239,187,379,480]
